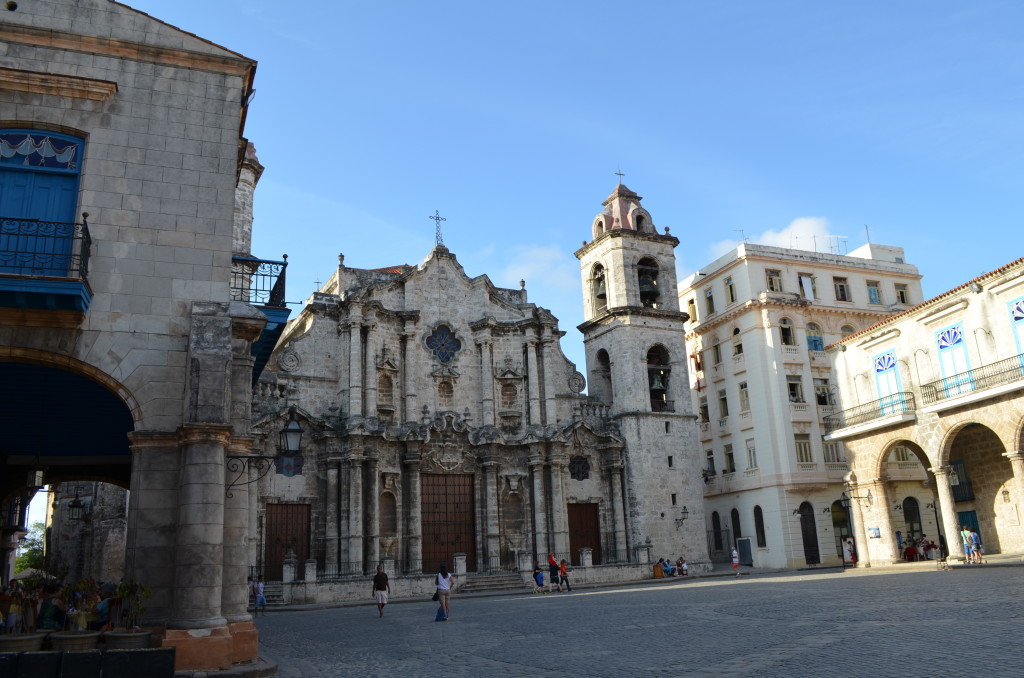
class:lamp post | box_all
[225,406,305,497]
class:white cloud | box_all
[497,244,580,296]
[708,217,846,258]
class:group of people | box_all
[654,557,689,577]
[1,579,119,634]
[961,526,984,564]
[902,535,941,562]
[533,553,573,593]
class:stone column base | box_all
[162,625,233,671]
[229,620,259,664]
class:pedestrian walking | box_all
[435,563,454,620]
[559,559,572,592]
[532,562,545,593]
[970,529,983,564]
[371,565,391,617]
[547,552,560,593]
[731,547,740,576]
[960,525,973,563]
[252,575,266,616]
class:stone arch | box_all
[637,257,661,308]
[591,262,608,311]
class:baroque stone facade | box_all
[249,185,710,588]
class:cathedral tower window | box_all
[592,264,608,312]
[647,345,671,412]
[637,258,661,308]
[597,349,613,401]
[634,214,645,231]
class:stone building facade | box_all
[0,1,282,671]
[679,243,923,568]
[249,185,709,592]
[827,256,1024,565]
[46,481,128,584]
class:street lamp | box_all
[225,406,306,497]
[674,506,690,527]
[69,488,85,521]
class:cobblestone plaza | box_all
[257,565,1024,677]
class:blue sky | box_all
[129,0,1023,375]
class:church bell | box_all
[639,274,660,301]
[650,373,666,393]
[595,277,607,299]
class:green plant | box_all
[114,580,151,630]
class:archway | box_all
[798,502,820,565]
[945,423,1013,554]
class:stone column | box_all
[365,451,380,569]
[325,459,341,569]
[170,424,231,628]
[481,458,500,570]
[347,454,364,570]
[526,337,542,425]
[607,464,627,561]
[548,457,569,556]
[865,479,900,564]
[1002,451,1024,503]
[126,432,180,626]
[529,454,547,558]
[846,482,873,568]
[931,466,964,560]
[403,445,423,573]
[479,339,495,426]
[365,321,378,415]
[347,308,364,418]
[222,437,254,624]
[541,329,557,425]
[403,324,418,421]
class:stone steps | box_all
[458,573,526,593]
[263,582,285,605]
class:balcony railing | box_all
[0,214,91,279]
[231,255,287,308]
[824,392,916,434]
[650,399,675,413]
[920,353,1024,406]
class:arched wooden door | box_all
[798,501,820,565]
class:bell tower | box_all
[575,184,709,569]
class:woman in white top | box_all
[436,563,454,621]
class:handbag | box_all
[431,591,439,602]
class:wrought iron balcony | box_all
[824,392,916,434]
[230,255,287,308]
[0,214,91,279]
[919,353,1024,406]
[650,399,675,413]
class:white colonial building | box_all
[827,256,1024,565]
[679,242,922,568]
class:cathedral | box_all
[248,185,708,585]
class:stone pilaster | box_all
[221,436,254,624]
[548,457,569,556]
[526,337,542,425]
[365,321,378,414]
[482,457,500,568]
[607,464,628,560]
[541,328,557,425]
[403,323,418,421]
[529,454,547,557]
[325,459,341,568]
[1002,451,1024,503]
[347,453,364,569]
[403,444,423,574]
[347,308,363,418]
[365,451,380,568]
[479,339,495,426]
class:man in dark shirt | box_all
[372,566,391,617]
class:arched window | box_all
[637,257,661,309]
[647,345,671,412]
[0,129,84,276]
[597,349,613,401]
[379,492,397,537]
[730,508,742,544]
[754,506,767,547]
[592,264,607,312]
[732,328,743,356]
[634,214,645,231]
[780,318,795,346]
[806,323,823,351]
[841,324,855,338]
[500,383,517,410]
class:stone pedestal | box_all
[518,552,533,572]
[304,559,317,582]
[382,557,396,578]
[453,552,467,576]
[634,544,652,564]
[579,547,593,567]
[282,550,297,584]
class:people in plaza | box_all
[677,558,688,576]
[731,547,740,576]
[371,565,390,618]
[35,581,66,631]
[90,582,118,631]
[917,535,928,561]
[252,575,267,616]
[436,563,454,620]
[532,562,545,593]
[662,558,675,576]
[547,553,560,593]
[960,525,973,563]
[970,529,983,564]
[559,559,572,592]
[843,538,856,565]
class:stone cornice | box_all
[0,66,118,100]
[577,305,689,333]
[574,228,679,259]
[0,24,255,77]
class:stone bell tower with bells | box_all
[575,183,709,569]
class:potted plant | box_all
[0,583,45,652]
[50,578,103,650]
[103,580,153,649]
